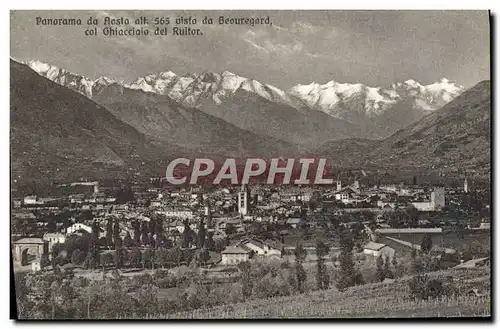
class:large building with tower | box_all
[410,187,446,211]
[238,184,250,216]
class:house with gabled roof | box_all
[43,232,66,251]
[335,187,360,204]
[286,217,305,229]
[363,241,395,260]
[238,238,281,258]
[221,245,251,265]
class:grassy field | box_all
[163,267,490,319]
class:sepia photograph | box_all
[9,9,491,319]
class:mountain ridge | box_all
[22,59,370,147]
[20,59,296,158]
[24,59,465,141]
[317,80,491,176]
[10,59,185,183]
[10,57,490,182]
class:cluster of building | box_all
[331,177,446,211]
[11,175,483,270]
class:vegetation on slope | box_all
[166,267,490,319]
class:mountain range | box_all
[25,60,464,145]
[10,59,179,183]
[19,60,295,158]
[11,59,490,183]
[317,80,491,177]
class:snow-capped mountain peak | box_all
[288,80,395,116]
[25,60,96,98]
[25,60,53,74]
[288,77,464,119]
[24,60,121,98]
[403,79,422,88]
[122,68,290,107]
[95,76,115,85]
[22,59,465,138]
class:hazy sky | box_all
[10,10,490,89]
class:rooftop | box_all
[222,246,251,254]
[363,242,387,251]
[14,237,45,244]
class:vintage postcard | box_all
[10,10,491,319]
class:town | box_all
[11,172,491,318]
[12,172,490,271]
[10,8,491,320]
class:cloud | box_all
[241,25,320,58]
[274,21,321,35]
[243,38,269,54]
[11,10,488,90]
[262,40,304,56]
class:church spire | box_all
[336,174,342,192]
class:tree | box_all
[50,245,61,269]
[141,231,149,247]
[316,240,330,290]
[101,252,114,268]
[149,233,156,249]
[148,217,157,238]
[71,249,86,266]
[98,237,107,249]
[389,212,401,228]
[171,247,182,267]
[112,220,124,269]
[294,243,307,293]
[128,247,142,268]
[155,248,168,269]
[46,217,57,232]
[408,275,452,301]
[113,221,121,247]
[411,247,417,260]
[392,257,403,278]
[133,221,141,246]
[404,204,418,227]
[155,217,164,236]
[87,220,99,269]
[336,234,356,291]
[205,231,215,250]
[115,185,135,204]
[375,256,385,282]
[384,255,393,279]
[182,249,194,265]
[114,247,125,269]
[197,248,210,266]
[161,237,174,249]
[40,253,50,269]
[225,223,237,236]
[213,238,226,253]
[123,233,134,248]
[141,221,149,247]
[198,218,206,248]
[142,249,154,269]
[462,249,473,262]
[421,234,433,254]
[182,219,195,248]
[238,261,253,297]
[309,191,320,211]
[105,219,113,248]
[411,253,424,274]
